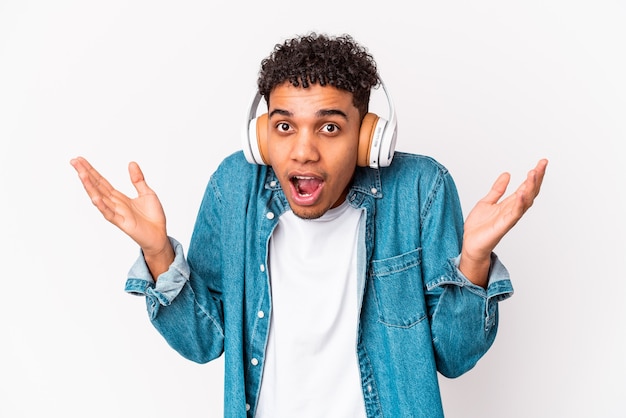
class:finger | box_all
[70,156,104,184]
[521,159,549,199]
[91,187,140,230]
[70,156,96,184]
[480,172,511,204]
[529,158,548,196]
[90,193,120,223]
[71,157,132,225]
[71,156,115,198]
[98,187,129,211]
[512,159,549,214]
[128,161,154,196]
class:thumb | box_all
[128,161,153,195]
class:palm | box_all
[463,181,520,260]
[463,159,548,262]
[113,187,166,248]
[70,157,168,253]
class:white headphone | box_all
[242,81,398,169]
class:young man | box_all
[71,33,547,417]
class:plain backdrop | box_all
[1,1,624,417]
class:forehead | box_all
[268,82,357,115]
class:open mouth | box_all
[291,176,323,196]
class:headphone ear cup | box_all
[245,113,270,165]
[255,113,270,165]
[358,113,380,167]
[377,115,397,168]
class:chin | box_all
[290,205,329,220]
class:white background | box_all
[1,1,625,417]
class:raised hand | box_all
[70,156,174,278]
[459,159,548,287]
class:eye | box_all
[276,122,291,133]
[321,123,339,134]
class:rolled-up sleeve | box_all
[426,252,513,378]
[124,237,190,319]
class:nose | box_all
[290,130,320,164]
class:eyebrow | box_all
[268,108,349,120]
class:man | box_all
[71,33,547,417]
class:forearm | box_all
[427,254,513,377]
[430,284,499,377]
[150,282,225,364]
[125,238,225,363]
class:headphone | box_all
[242,81,398,169]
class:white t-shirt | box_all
[256,201,366,418]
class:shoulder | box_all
[375,152,462,217]
[210,151,264,184]
[203,151,267,202]
[381,151,452,185]
[387,152,449,173]
[214,150,255,175]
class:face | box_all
[266,82,361,219]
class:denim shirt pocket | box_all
[370,248,427,328]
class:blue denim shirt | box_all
[125,151,513,418]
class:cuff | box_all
[426,252,514,332]
[124,237,189,318]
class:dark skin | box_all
[71,85,548,287]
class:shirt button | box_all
[251,358,259,366]
[371,187,378,195]
[260,264,265,272]
[367,384,373,392]
[266,212,275,220]
[269,180,277,187]
[257,310,265,318]
[246,403,251,411]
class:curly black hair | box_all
[257,33,380,119]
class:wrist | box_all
[458,251,491,289]
[142,238,175,280]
